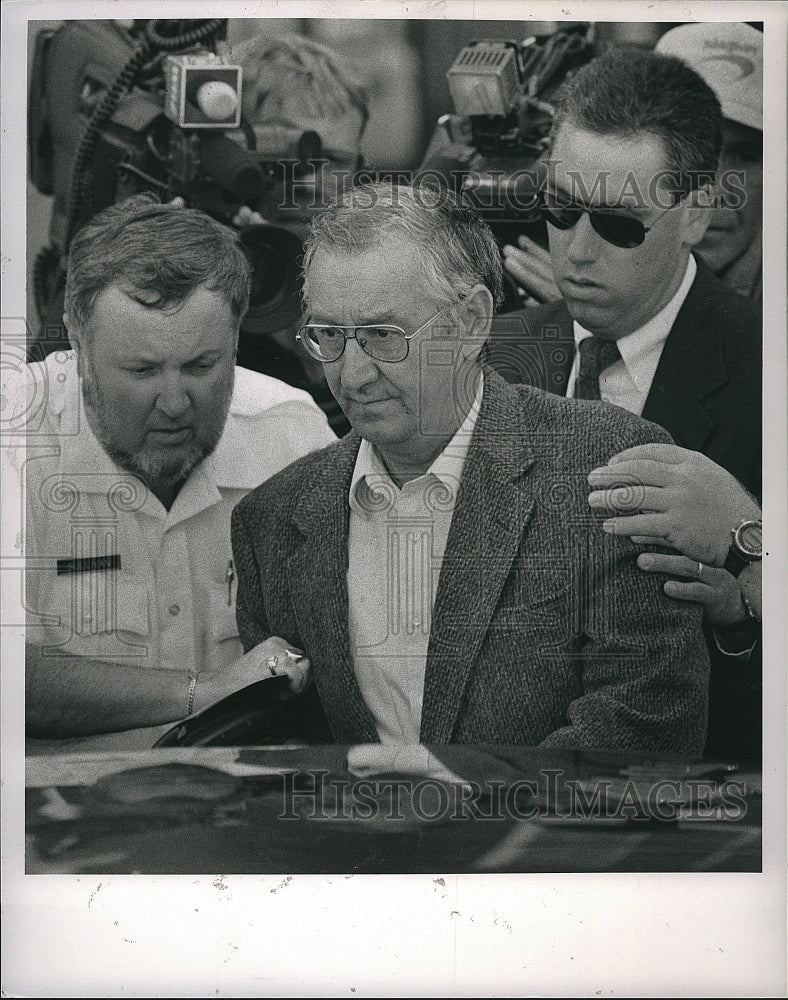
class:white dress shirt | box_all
[567,256,697,415]
[346,377,484,742]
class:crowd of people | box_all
[13,22,764,760]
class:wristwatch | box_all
[723,518,762,577]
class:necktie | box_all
[574,336,621,400]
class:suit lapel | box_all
[642,264,728,451]
[421,374,537,743]
[286,433,379,742]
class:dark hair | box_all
[64,195,252,332]
[550,47,723,193]
[302,181,503,309]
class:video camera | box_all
[28,19,319,364]
[420,25,595,280]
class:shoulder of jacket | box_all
[234,433,348,507]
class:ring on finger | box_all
[266,655,279,676]
[694,561,703,580]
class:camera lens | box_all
[238,224,305,336]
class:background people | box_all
[655,22,763,303]
[220,31,372,435]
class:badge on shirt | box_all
[56,554,121,575]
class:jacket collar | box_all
[519,262,731,452]
[420,371,539,741]
[289,370,537,539]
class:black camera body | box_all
[420,29,594,255]
[28,19,307,359]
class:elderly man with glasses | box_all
[230,180,710,752]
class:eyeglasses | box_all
[538,187,683,249]
[297,303,456,364]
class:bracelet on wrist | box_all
[186,673,198,716]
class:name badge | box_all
[56,554,121,576]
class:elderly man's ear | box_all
[458,283,494,364]
[681,183,715,248]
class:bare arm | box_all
[26,644,195,736]
[26,638,310,738]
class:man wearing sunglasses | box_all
[486,46,762,759]
[501,24,764,308]
[231,180,710,752]
[487,45,761,498]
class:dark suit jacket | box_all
[486,263,762,760]
[485,262,762,498]
[232,372,709,753]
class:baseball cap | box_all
[656,22,763,131]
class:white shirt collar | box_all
[350,372,484,513]
[53,353,301,495]
[573,255,697,391]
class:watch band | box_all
[724,518,762,577]
[723,547,750,577]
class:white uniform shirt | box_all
[567,256,697,414]
[13,353,335,733]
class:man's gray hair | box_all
[302,182,504,309]
[64,194,252,337]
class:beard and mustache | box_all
[80,352,235,494]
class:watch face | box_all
[736,520,762,558]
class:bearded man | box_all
[18,195,335,750]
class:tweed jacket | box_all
[485,261,762,498]
[232,372,710,753]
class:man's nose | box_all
[566,211,602,265]
[155,375,191,419]
[339,337,380,390]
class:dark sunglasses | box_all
[538,187,683,249]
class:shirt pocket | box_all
[29,573,153,662]
[205,582,242,660]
